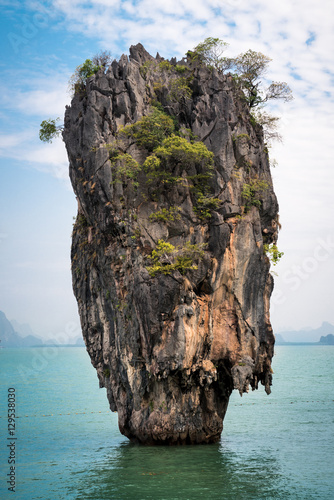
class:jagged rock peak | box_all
[64,44,279,445]
[129,43,155,64]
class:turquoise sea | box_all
[0,345,333,499]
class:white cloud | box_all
[0,70,70,117]
[0,129,69,184]
[0,131,33,150]
[0,68,70,184]
[14,88,69,116]
[49,0,334,102]
[3,0,333,331]
[25,141,69,182]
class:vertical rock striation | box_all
[64,44,278,444]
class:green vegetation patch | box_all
[168,76,192,103]
[193,194,221,220]
[39,118,63,143]
[110,153,141,187]
[143,134,214,189]
[241,179,269,210]
[149,206,181,223]
[263,243,284,266]
[146,240,205,277]
[153,135,214,169]
[68,58,101,96]
[120,108,175,151]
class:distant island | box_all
[319,334,334,345]
[275,322,334,345]
[0,310,84,348]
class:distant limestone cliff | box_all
[64,44,279,444]
[0,311,42,347]
[319,334,334,345]
[277,322,334,343]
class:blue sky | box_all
[0,0,333,340]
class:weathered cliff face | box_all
[64,44,278,444]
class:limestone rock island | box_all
[64,44,279,444]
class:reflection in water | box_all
[70,439,289,500]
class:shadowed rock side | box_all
[64,44,278,444]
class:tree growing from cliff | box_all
[40,52,113,143]
[188,39,293,141]
[250,109,282,143]
[263,243,284,266]
[68,58,101,96]
[233,49,293,109]
[92,50,112,68]
[39,118,63,143]
[143,134,214,188]
[68,52,113,96]
[187,37,232,73]
[241,178,269,211]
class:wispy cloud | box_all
[48,0,334,106]
[1,0,333,331]
[0,65,70,184]
[0,129,69,184]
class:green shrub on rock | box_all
[263,243,284,265]
[193,194,221,220]
[120,108,175,151]
[143,134,214,189]
[241,179,269,210]
[149,207,181,223]
[146,240,205,277]
[110,153,141,187]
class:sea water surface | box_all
[0,345,333,499]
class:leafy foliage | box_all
[241,179,269,210]
[263,243,284,265]
[69,58,100,95]
[143,134,214,188]
[233,49,293,108]
[92,50,112,68]
[236,133,250,141]
[39,118,63,143]
[153,135,214,169]
[149,207,181,223]
[187,37,232,73]
[175,64,188,74]
[168,76,192,103]
[250,110,282,144]
[185,39,293,137]
[120,108,175,151]
[110,153,141,186]
[139,60,157,79]
[146,240,205,277]
[193,194,221,220]
[158,60,173,72]
[143,153,180,186]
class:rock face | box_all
[64,44,278,444]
